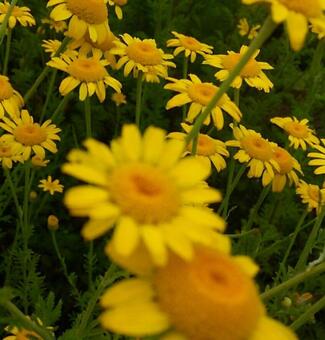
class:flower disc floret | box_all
[66,0,108,24]
[241,135,273,161]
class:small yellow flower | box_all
[42,39,62,57]
[41,17,67,33]
[31,155,50,167]
[0,1,35,29]
[0,110,61,160]
[308,138,325,175]
[48,214,60,230]
[0,75,24,119]
[168,123,229,172]
[166,31,213,63]
[47,49,122,102]
[108,0,128,20]
[39,176,64,195]
[164,74,242,130]
[237,18,261,39]
[242,0,325,50]
[111,92,127,106]
[310,16,325,39]
[0,135,23,168]
[296,180,325,214]
[270,116,320,150]
[203,45,273,92]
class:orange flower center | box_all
[283,121,309,138]
[126,41,162,66]
[272,147,293,174]
[0,76,14,100]
[109,163,180,224]
[67,58,107,82]
[188,134,216,156]
[222,53,260,77]
[154,247,264,340]
[278,0,323,18]
[187,83,226,106]
[0,144,12,157]
[240,135,273,161]
[14,123,47,146]
[66,0,108,24]
[308,185,320,202]
[179,36,202,51]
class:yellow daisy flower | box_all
[0,1,35,29]
[270,116,320,150]
[62,124,225,266]
[296,180,325,214]
[203,45,273,92]
[166,31,213,63]
[108,0,127,20]
[227,124,280,186]
[164,74,242,130]
[168,123,229,172]
[39,176,64,195]
[110,34,176,79]
[308,138,325,175]
[111,92,126,106]
[99,246,297,340]
[0,135,23,169]
[242,0,325,51]
[0,110,61,160]
[42,39,62,57]
[47,0,110,43]
[0,75,24,119]
[271,146,302,192]
[237,18,261,39]
[41,17,67,33]
[47,49,122,102]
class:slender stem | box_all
[39,69,57,123]
[3,28,12,75]
[135,71,144,128]
[1,301,54,340]
[4,168,23,223]
[84,96,92,138]
[191,133,198,155]
[295,207,325,272]
[50,93,71,122]
[0,0,18,46]
[218,158,235,216]
[261,262,325,301]
[185,16,277,147]
[88,241,94,291]
[182,56,189,121]
[290,295,325,331]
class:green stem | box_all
[185,16,277,147]
[135,71,144,128]
[3,28,12,75]
[261,261,325,301]
[50,93,71,122]
[1,301,54,340]
[84,96,92,138]
[182,56,189,121]
[39,69,57,123]
[88,241,94,291]
[218,158,235,217]
[295,207,325,272]
[0,0,18,46]
[290,295,325,331]
[4,167,23,223]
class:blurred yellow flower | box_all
[0,135,23,169]
[111,92,126,106]
[0,1,35,29]
[42,39,62,57]
[237,18,261,39]
[310,16,325,39]
[296,180,325,214]
[0,75,24,119]
[41,17,67,33]
[308,138,325,175]
[39,176,64,195]
[108,0,128,20]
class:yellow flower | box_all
[237,18,261,39]
[47,49,121,102]
[41,17,67,33]
[271,146,302,192]
[203,45,273,92]
[168,123,229,172]
[242,0,325,51]
[0,1,35,29]
[270,116,320,150]
[227,124,280,186]
[296,180,325,214]
[42,39,62,57]
[108,0,127,20]
[99,246,297,340]
[39,176,64,195]
[0,110,61,160]
[62,124,225,266]
[111,34,176,79]
[31,155,50,168]
[310,16,325,39]
[111,92,126,106]
[0,135,23,168]
[0,75,24,119]
[166,31,213,63]
[48,214,60,231]
[164,74,242,130]
[47,0,110,43]
[308,138,325,175]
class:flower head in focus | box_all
[0,1,35,29]
[39,176,64,195]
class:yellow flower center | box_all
[0,144,12,157]
[126,41,162,66]
[113,0,128,5]
[240,135,273,161]
[0,76,14,100]
[278,0,323,18]
[14,123,47,146]
[272,147,293,174]
[283,121,309,138]
[188,83,226,107]
[179,36,202,51]
[66,0,108,24]
[188,134,215,156]
[154,247,264,340]
[67,58,107,82]
[109,163,180,224]
[308,185,320,202]
[222,53,260,77]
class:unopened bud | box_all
[47,215,59,231]
[281,297,292,308]
[29,191,38,202]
